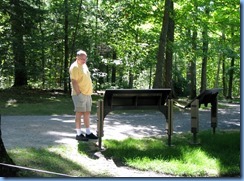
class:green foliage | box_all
[0,0,240,98]
[102,130,240,177]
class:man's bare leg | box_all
[83,112,90,127]
[75,112,82,130]
[83,111,97,139]
[75,112,88,141]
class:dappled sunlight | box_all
[5,99,18,108]
[103,130,240,176]
[219,103,240,108]
[44,130,80,146]
[54,138,77,145]
[61,120,74,123]
[100,104,240,141]
[2,103,240,153]
[102,112,166,140]
[181,148,220,176]
[219,108,240,114]
[2,115,77,149]
[222,120,240,126]
[45,131,74,137]
[8,146,95,177]
[50,117,74,123]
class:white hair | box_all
[76,50,87,56]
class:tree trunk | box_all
[68,0,83,95]
[227,29,236,99]
[215,53,221,88]
[200,27,208,93]
[214,31,225,88]
[190,30,197,99]
[39,21,46,89]
[165,0,175,97]
[10,0,27,87]
[200,7,209,93]
[149,65,152,89]
[129,70,133,89]
[222,57,227,97]
[0,115,19,176]
[165,0,174,88]
[221,31,227,98]
[153,0,171,88]
[63,0,69,93]
[227,56,235,99]
[111,51,117,85]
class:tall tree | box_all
[214,31,224,89]
[153,0,171,88]
[227,29,236,99]
[189,2,198,99]
[63,0,69,92]
[165,0,174,94]
[200,6,210,93]
[9,0,27,87]
[190,30,197,98]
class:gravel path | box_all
[1,102,240,177]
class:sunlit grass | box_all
[8,145,109,177]
[101,130,240,177]
[126,148,220,176]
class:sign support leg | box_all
[191,99,200,145]
[166,99,173,146]
[97,100,104,150]
[211,98,218,134]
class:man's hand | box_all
[71,79,80,95]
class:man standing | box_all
[69,50,98,141]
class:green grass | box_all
[7,145,109,177]
[97,130,240,177]
[0,87,101,115]
[9,130,240,177]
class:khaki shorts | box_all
[72,94,92,112]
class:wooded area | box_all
[0,0,241,176]
[0,0,240,99]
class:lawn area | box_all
[7,145,110,177]
[0,87,101,115]
[78,130,240,177]
[7,130,240,177]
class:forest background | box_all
[0,0,240,100]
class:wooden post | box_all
[191,99,200,144]
[97,100,104,150]
[211,98,218,134]
[166,99,173,146]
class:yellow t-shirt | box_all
[69,61,93,95]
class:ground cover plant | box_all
[7,130,240,177]
[0,87,101,115]
[7,145,109,177]
[99,130,240,177]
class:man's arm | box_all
[71,79,81,95]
